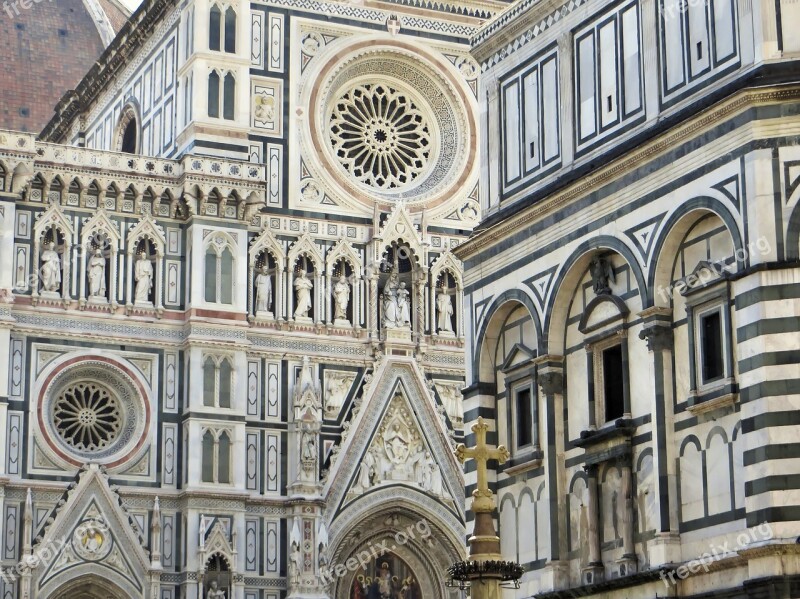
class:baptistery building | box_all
[457,0,800,596]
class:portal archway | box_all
[48,575,130,599]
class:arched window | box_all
[203,358,216,406]
[208,71,220,118]
[121,120,137,153]
[218,432,231,483]
[208,71,235,121]
[219,359,232,408]
[202,431,215,482]
[114,103,140,154]
[223,73,235,120]
[205,240,235,304]
[202,356,234,408]
[201,428,233,484]
[209,5,221,51]
[224,8,236,53]
[209,4,236,53]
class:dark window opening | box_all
[209,5,221,51]
[516,387,532,447]
[602,345,625,421]
[208,71,220,118]
[223,73,235,120]
[696,41,703,60]
[224,8,236,53]
[700,310,724,383]
[121,119,137,154]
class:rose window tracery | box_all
[38,358,149,467]
[53,382,123,452]
[329,84,431,190]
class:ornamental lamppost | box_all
[449,417,523,598]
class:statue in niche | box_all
[436,287,454,333]
[381,272,399,328]
[134,253,153,303]
[206,581,226,599]
[255,266,272,313]
[589,256,615,295]
[289,542,302,586]
[396,282,410,327]
[333,274,350,321]
[301,430,316,463]
[294,268,313,319]
[40,241,61,293]
[87,249,106,299]
[199,514,208,550]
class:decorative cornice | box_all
[454,87,800,262]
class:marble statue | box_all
[199,514,208,550]
[134,254,153,303]
[381,272,399,328]
[206,581,226,599]
[333,274,350,321]
[436,289,453,333]
[294,268,313,318]
[383,423,410,465]
[255,266,272,313]
[396,282,410,326]
[356,450,376,492]
[40,241,61,292]
[589,256,615,295]
[302,430,316,462]
[289,543,302,586]
[87,249,106,298]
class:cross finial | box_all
[454,417,509,513]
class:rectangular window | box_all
[573,0,642,150]
[602,345,625,421]
[700,310,724,383]
[499,46,560,192]
[515,386,533,448]
[659,0,738,104]
[204,251,217,302]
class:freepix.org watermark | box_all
[659,522,774,587]
[655,236,771,304]
[3,0,53,19]
[318,518,432,585]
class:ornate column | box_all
[638,307,681,565]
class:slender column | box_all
[619,459,637,575]
[583,463,604,584]
[639,309,681,564]
[368,272,378,339]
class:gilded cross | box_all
[454,417,510,513]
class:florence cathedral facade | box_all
[0,0,490,596]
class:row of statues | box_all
[41,244,454,332]
[40,242,153,303]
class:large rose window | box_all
[53,382,123,452]
[38,357,149,467]
[304,43,476,209]
[329,84,431,190]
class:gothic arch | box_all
[544,236,645,355]
[648,198,744,305]
[45,572,134,599]
[328,488,464,599]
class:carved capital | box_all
[538,371,563,395]
[639,325,673,352]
